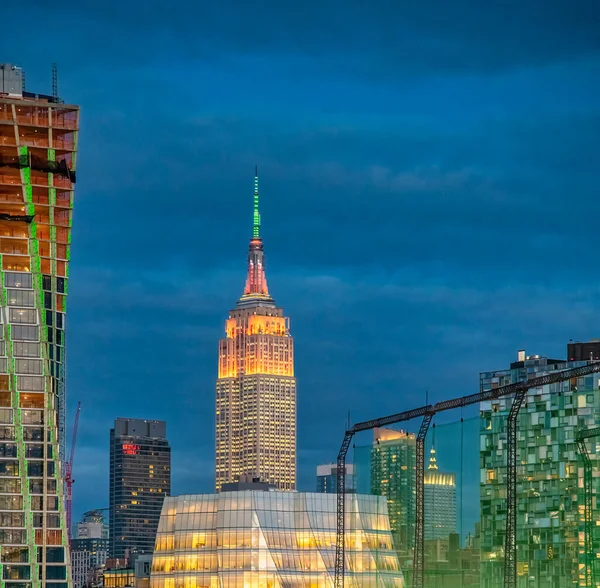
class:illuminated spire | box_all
[239,169,273,306]
[253,165,260,239]
[428,448,438,470]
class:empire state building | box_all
[215,171,296,491]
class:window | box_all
[27,462,43,477]
[21,411,43,425]
[0,409,13,424]
[0,463,19,478]
[17,376,44,392]
[11,326,38,341]
[42,276,51,291]
[23,427,42,441]
[29,480,43,494]
[9,309,36,324]
[6,290,34,307]
[4,273,32,289]
[0,479,20,493]
[45,548,64,563]
[25,445,43,459]
[1,548,28,563]
[57,278,65,294]
[0,359,7,373]
[16,360,42,375]
[0,443,17,457]
[14,342,39,358]
[2,565,30,580]
[46,514,60,529]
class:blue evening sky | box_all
[2,0,600,527]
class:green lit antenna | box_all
[253,165,260,238]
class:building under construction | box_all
[0,63,79,588]
[334,342,600,588]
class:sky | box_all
[2,0,600,526]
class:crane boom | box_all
[65,401,81,543]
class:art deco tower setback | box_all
[215,171,296,491]
[0,64,78,588]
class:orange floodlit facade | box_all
[215,172,296,492]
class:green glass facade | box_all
[480,358,600,588]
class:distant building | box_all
[150,492,405,586]
[216,171,296,491]
[479,349,600,587]
[77,509,109,539]
[72,511,109,588]
[370,427,417,553]
[221,474,275,492]
[71,537,108,588]
[424,449,457,540]
[567,338,600,362]
[109,418,171,559]
[316,463,355,493]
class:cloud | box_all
[14,0,600,77]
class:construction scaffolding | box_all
[334,361,600,588]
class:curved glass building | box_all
[150,492,405,587]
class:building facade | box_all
[370,428,416,553]
[71,538,108,588]
[150,491,405,587]
[109,419,171,560]
[479,350,600,587]
[423,449,457,541]
[71,511,109,588]
[316,463,355,494]
[215,172,296,491]
[0,63,79,588]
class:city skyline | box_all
[0,0,597,524]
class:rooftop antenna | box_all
[21,69,26,93]
[253,165,260,239]
[52,63,58,103]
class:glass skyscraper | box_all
[479,351,600,587]
[369,428,417,554]
[109,419,171,560]
[423,448,457,541]
[0,64,78,588]
[215,172,296,491]
[150,491,405,587]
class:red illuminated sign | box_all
[122,444,140,456]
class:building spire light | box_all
[253,165,260,239]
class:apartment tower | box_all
[0,64,79,588]
[215,171,296,491]
[109,419,171,560]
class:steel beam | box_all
[333,361,600,588]
[413,414,433,588]
[576,426,600,588]
[503,388,527,588]
[334,430,354,588]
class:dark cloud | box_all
[8,0,600,76]
[5,0,597,527]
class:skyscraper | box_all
[0,64,78,588]
[423,448,457,541]
[479,349,600,588]
[215,171,296,491]
[71,511,109,588]
[316,463,356,494]
[109,419,171,560]
[369,427,417,553]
